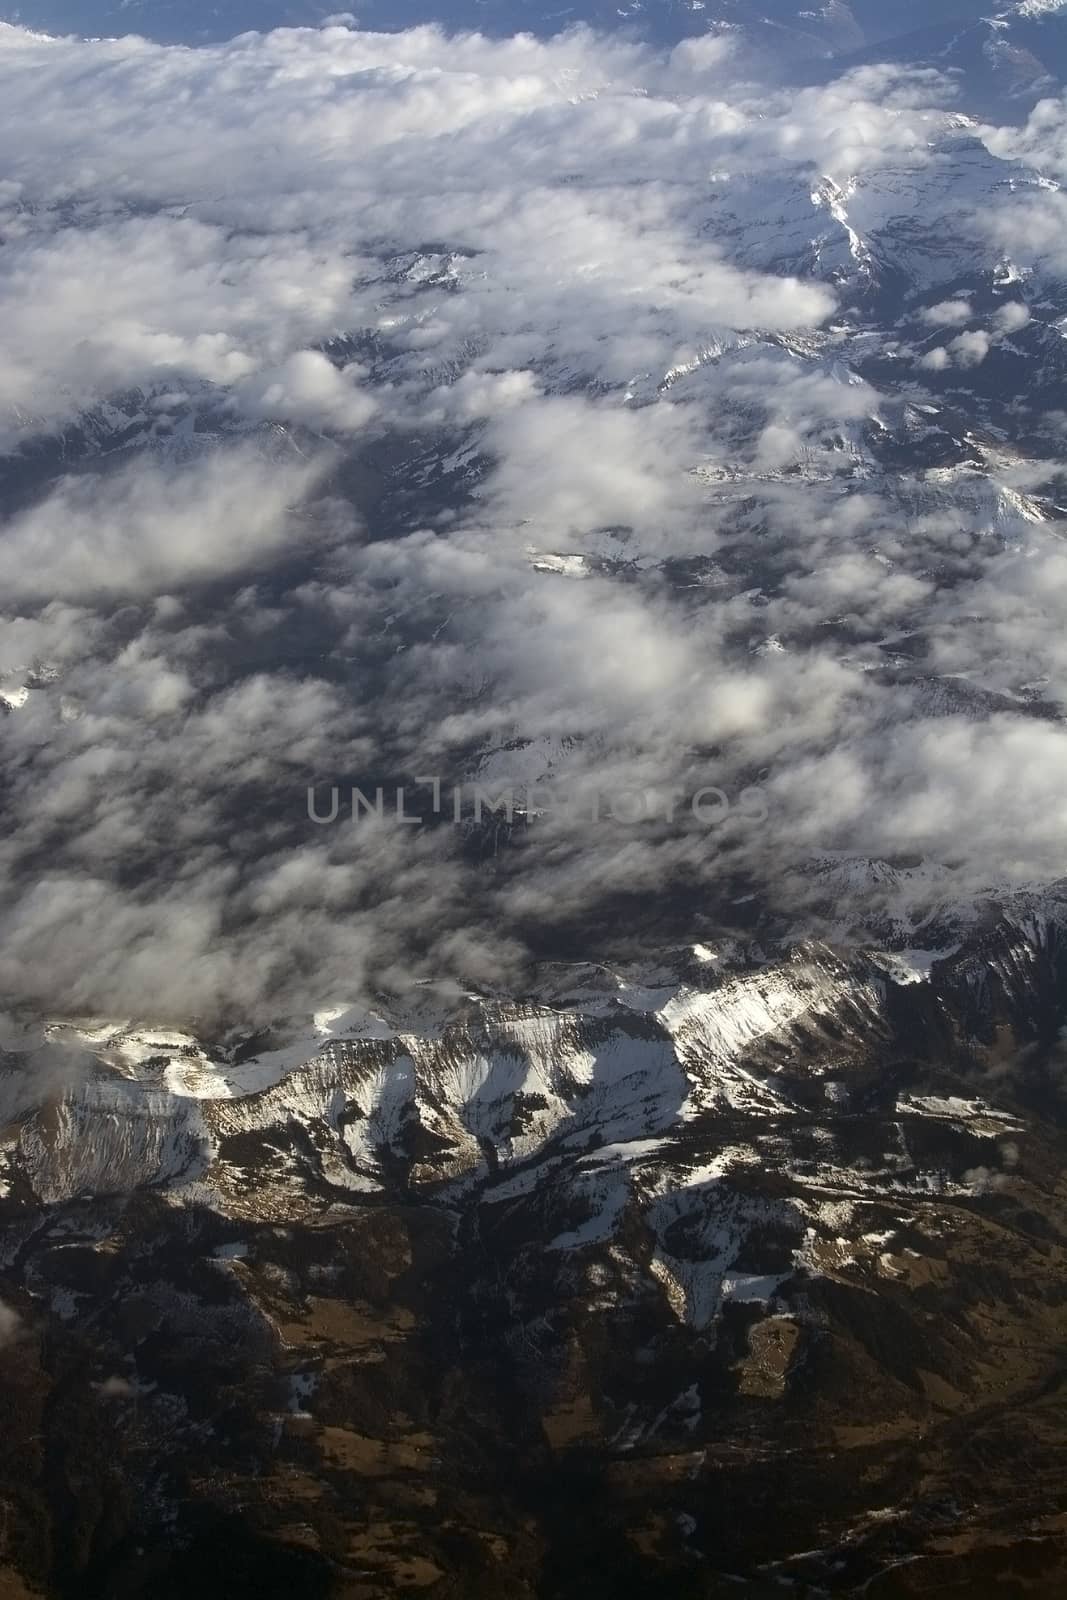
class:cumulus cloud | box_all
[0,21,1064,1027]
[921,298,972,326]
[981,91,1067,178]
[948,328,992,367]
[995,301,1031,333]
[0,446,338,604]
[233,352,377,433]
[0,20,843,447]
[95,1375,140,1399]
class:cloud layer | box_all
[2,20,1067,1025]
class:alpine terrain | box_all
[3,3,1067,1596]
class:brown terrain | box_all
[2,918,1067,1596]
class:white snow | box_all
[868,947,960,985]
[720,1272,787,1303]
[580,1138,671,1167]
[529,551,590,577]
[548,1171,629,1250]
[212,1241,248,1260]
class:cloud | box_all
[994,302,1031,333]
[233,352,377,433]
[0,20,843,448]
[0,446,338,604]
[96,1375,138,1399]
[948,329,991,367]
[0,21,1063,1029]
[0,215,368,443]
[981,91,1067,178]
[921,298,972,326]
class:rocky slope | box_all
[3,910,1067,1595]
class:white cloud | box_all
[0,21,1063,1028]
[995,301,1031,333]
[948,328,992,366]
[921,298,972,326]
[0,447,337,603]
[0,20,845,446]
[234,352,377,434]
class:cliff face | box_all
[3,917,1067,1597]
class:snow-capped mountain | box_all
[3,910,1067,1592]
[0,0,1046,55]
[4,9,1067,1596]
[818,0,1067,117]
